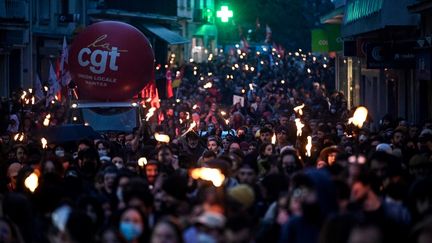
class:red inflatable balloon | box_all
[69,21,154,101]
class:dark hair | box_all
[153,217,184,243]
[260,127,273,135]
[122,177,154,208]
[259,142,274,157]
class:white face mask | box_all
[55,149,65,158]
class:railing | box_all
[0,0,28,20]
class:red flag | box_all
[166,69,173,98]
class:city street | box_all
[1,0,432,243]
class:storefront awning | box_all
[342,0,418,37]
[195,24,218,37]
[142,24,189,45]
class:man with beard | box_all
[183,131,205,163]
[348,173,410,243]
[157,145,177,174]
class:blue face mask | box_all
[120,221,142,241]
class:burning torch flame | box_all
[271,134,276,144]
[182,122,197,136]
[24,172,39,193]
[220,111,226,116]
[306,136,312,157]
[293,104,305,116]
[348,106,368,128]
[154,133,170,143]
[43,114,51,126]
[145,107,156,121]
[295,118,305,137]
[20,91,27,100]
[203,82,212,89]
[190,167,225,187]
[225,119,229,125]
[138,157,148,167]
[41,137,47,149]
[14,132,25,142]
[192,104,199,110]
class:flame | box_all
[138,157,148,167]
[190,167,225,187]
[146,97,152,102]
[225,119,229,125]
[145,107,156,121]
[220,111,226,116]
[20,91,27,100]
[348,106,368,128]
[154,133,170,143]
[271,134,276,144]
[182,121,197,136]
[192,104,199,109]
[203,82,212,89]
[295,118,305,137]
[306,136,312,157]
[43,114,51,126]
[186,112,190,120]
[41,137,47,149]
[14,132,25,142]
[24,172,39,193]
[293,104,305,116]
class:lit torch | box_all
[181,121,197,137]
[41,137,48,149]
[271,133,276,144]
[190,167,225,187]
[306,136,312,157]
[203,82,212,89]
[154,133,170,143]
[347,106,368,128]
[43,114,51,127]
[293,104,305,116]
[138,157,148,167]
[145,107,156,121]
[24,172,39,193]
[295,118,305,137]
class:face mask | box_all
[98,149,107,157]
[197,232,217,243]
[120,221,142,241]
[55,149,65,158]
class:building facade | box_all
[0,0,219,97]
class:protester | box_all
[0,45,431,243]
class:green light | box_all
[217,5,233,23]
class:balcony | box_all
[0,0,29,20]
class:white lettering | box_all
[90,49,108,74]
[78,48,91,67]
[77,47,121,74]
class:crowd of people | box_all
[1,46,432,243]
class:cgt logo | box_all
[78,35,127,74]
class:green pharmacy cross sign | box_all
[217,5,233,23]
